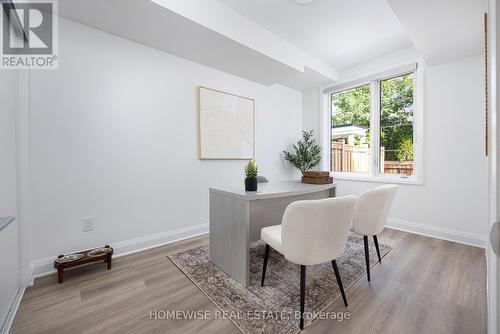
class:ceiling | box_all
[58,0,338,91]
[217,0,414,69]
[387,0,488,66]
[57,0,488,91]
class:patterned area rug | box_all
[168,234,391,334]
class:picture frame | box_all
[198,86,255,160]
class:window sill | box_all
[331,174,423,186]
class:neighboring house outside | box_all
[331,124,368,146]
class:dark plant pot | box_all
[245,177,258,191]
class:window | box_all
[327,65,419,181]
[379,74,414,176]
[331,85,371,173]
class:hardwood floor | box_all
[11,229,487,334]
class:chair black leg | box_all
[300,265,306,330]
[364,235,371,282]
[373,235,382,262]
[261,244,270,287]
[331,260,348,307]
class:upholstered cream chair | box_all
[351,185,398,281]
[260,196,357,330]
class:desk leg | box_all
[209,191,249,286]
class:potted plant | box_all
[283,130,321,176]
[244,160,258,191]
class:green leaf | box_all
[244,160,258,178]
[282,130,322,173]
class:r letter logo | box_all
[1,0,58,69]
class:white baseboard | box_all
[30,223,209,282]
[28,219,486,282]
[386,218,487,248]
[0,287,25,334]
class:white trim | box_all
[320,61,424,184]
[319,86,330,170]
[370,80,380,176]
[0,287,25,334]
[332,174,423,185]
[29,223,209,281]
[333,56,420,86]
[413,60,425,183]
[386,218,487,248]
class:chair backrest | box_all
[281,195,357,266]
[351,185,398,236]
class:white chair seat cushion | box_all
[261,225,283,254]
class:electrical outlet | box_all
[82,217,94,232]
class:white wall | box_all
[303,53,489,246]
[0,70,19,328]
[302,89,320,138]
[0,71,18,218]
[338,47,419,82]
[21,19,303,270]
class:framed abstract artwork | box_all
[198,86,255,160]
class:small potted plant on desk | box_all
[244,160,258,191]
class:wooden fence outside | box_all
[331,141,413,175]
[383,161,414,175]
[331,141,370,172]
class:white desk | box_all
[209,180,336,286]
